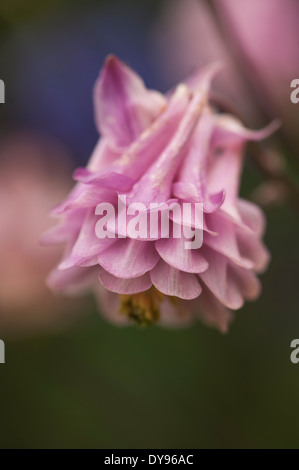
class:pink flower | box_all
[45,56,276,332]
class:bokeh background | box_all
[0,0,299,449]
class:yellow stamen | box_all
[119,288,164,326]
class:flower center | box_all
[119,288,164,326]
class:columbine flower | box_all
[45,55,277,332]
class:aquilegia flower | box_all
[44,55,277,332]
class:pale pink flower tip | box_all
[44,55,274,332]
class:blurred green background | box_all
[0,0,299,449]
[1,203,299,449]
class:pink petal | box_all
[199,247,244,309]
[51,184,111,215]
[195,287,233,333]
[237,198,266,236]
[95,284,129,326]
[174,109,224,212]
[125,83,210,205]
[170,205,214,234]
[94,55,166,148]
[41,209,85,245]
[207,143,244,220]
[172,181,199,203]
[172,182,225,212]
[73,168,134,192]
[99,268,152,294]
[159,297,195,327]
[155,236,209,273]
[184,61,224,92]
[204,212,254,269]
[150,259,202,299]
[52,139,121,215]
[91,83,190,190]
[237,228,270,273]
[229,264,261,301]
[47,265,97,294]
[208,117,278,221]
[58,210,116,270]
[98,238,159,279]
[212,114,280,146]
[87,137,121,171]
[168,61,223,97]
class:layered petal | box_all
[99,269,152,295]
[199,248,244,309]
[204,212,254,269]
[58,210,116,269]
[237,228,270,273]
[47,265,97,294]
[94,55,166,148]
[155,235,209,273]
[150,260,202,300]
[98,238,159,279]
[124,73,214,206]
[174,109,225,212]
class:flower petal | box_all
[229,264,261,301]
[99,269,152,294]
[41,209,85,245]
[85,83,190,195]
[159,297,195,327]
[199,247,243,309]
[95,284,128,326]
[207,143,244,220]
[47,265,97,294]
[94,55,166,147]
[150,259,202,299]
[155,236,209,273]
[125,83,210,205]
[195,287,233,333]
[237,228,270,273]
[98,238,159,279]
[58,210,116,270]
[174,109,224,212]
[237,198,266,236]
[212,114,280,146]
[87,137,121,172]
[204,212,254,269]
[73,168,134,192]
